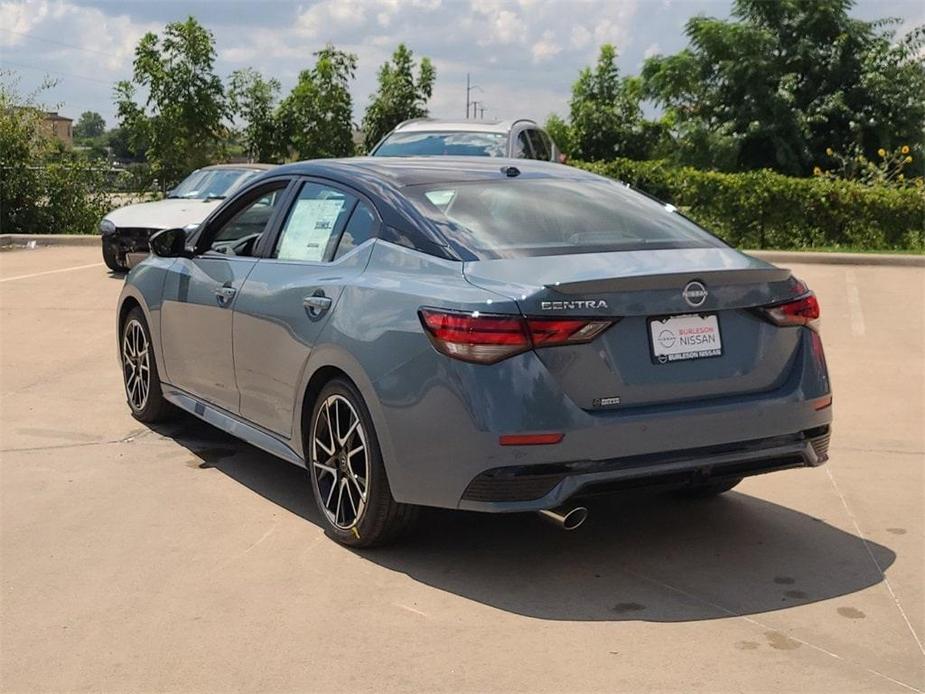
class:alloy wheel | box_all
[122,319,150,412]
[311,394,369,529]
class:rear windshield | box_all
[406,178,725,259]
[374,131,507,157]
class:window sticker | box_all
[277,199,346,261]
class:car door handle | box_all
[303,294,333,312]
[214,285,236,305]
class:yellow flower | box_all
[898,174,904,181]
[878,148,886,157]
[905,156,913,163]
[813,166,822,176]
[826,147,833,156]
[901,145,910,154]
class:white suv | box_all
[370,118,561,161]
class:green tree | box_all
[1,75,109,234]
[642,0,925,175]
[115,17,227,191]
[106,126,146,163]
[561,44,662,161]
[277,46,357,160]
[73,111,105,140]
[228,68,281,162]
[362,44,435,151]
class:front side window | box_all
[275,183,357,262]
[208,186,285,255]
[170,169,260,200]
[374,131,507,157]
[408,178,725,259]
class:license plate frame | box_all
[648,313,723,365]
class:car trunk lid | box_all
[463,248,804,409]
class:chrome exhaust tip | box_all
[537,505,589,531]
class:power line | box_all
[1,59,117,86]
[0,27,116,59]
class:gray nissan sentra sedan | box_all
[117,157,833,546]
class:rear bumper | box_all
[373,328,833,511]
[458,425,830,512]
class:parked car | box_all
[100,164,275,271]
[117,157,832,547]
[370,118,561,161]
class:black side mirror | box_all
[149,227,193,258]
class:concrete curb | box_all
[0,234,100,248]
[748,250,924,268]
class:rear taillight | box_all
[761,291,821,331]
[419,309,613,364]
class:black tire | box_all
[121,307,172,423]
[677,477,742,499]
[307,378,418,547]
[103,242,127,272]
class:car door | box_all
[232,179,380,437]
[159,179,291,413]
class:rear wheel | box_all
[307,378,417,547]
[103,242,127,272]
[121,307,171,423]
[677,477,742,498]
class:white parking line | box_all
[0,262,105,283]
[845,269,866,336]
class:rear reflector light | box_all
[813,395,833,411]
[761,291,821,331]
[499,433,564,446]
[419,309,614,364]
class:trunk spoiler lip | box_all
[546,266,793,295]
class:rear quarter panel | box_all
[290,241,517,488]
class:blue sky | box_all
[1,0,923,128]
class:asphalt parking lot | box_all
[1,245,922,693]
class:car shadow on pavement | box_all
[154,413,896,623]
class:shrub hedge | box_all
[575,159,924,251]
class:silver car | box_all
[117,157,833,547]
[371,118,560,161]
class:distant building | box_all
[42,112,73,146]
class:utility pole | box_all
[466,74,482,119]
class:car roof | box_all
[389,118,537,135]
[199,163,277,171]
[265,156,597,188]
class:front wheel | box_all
[121,307,171,423]
[307,378,417,547]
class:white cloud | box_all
[0,0,156,73]
[532,30,562,63]
[294,0,368,38]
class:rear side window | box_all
[334,202,377,260]
[526,129,550,160]
[275,183,356,262]
[512,131,531,158]
[408,178,725,259]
